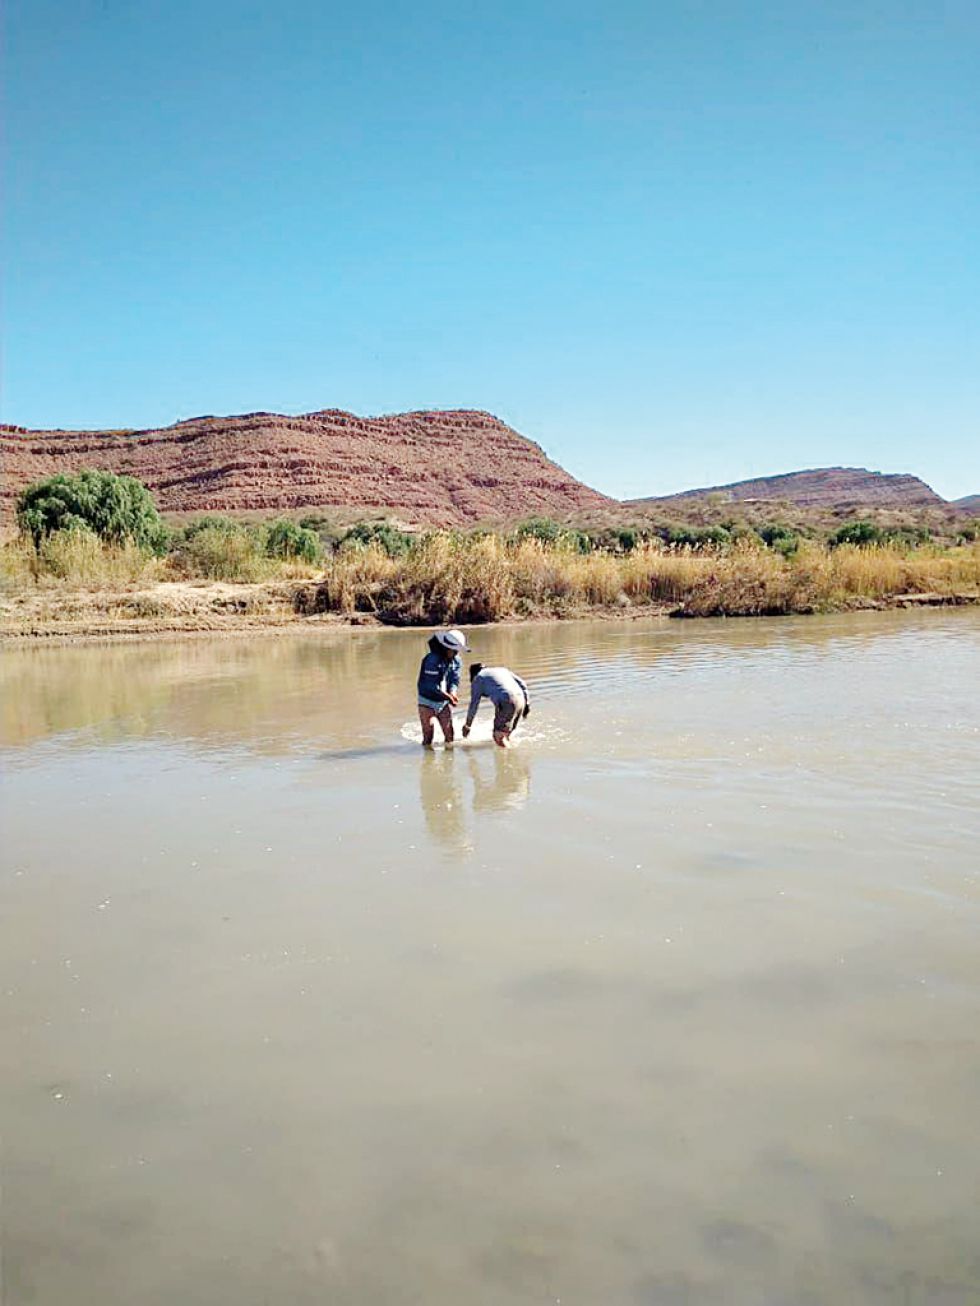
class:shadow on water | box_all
[318,742,421,762]
[317,736,521,763]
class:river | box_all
[2,611,978,1305]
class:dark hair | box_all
[468,662,484,682]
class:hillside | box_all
[0,408,613,528]
[953,495,980,515]
[627,467,943,511]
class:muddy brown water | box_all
[2,612,979,1305]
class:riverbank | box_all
[4,532,979,644]
[0,580,665,643]
[2,574,977,644]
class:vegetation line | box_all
[2,470,979,638]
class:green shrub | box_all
[515,517,564,545]
[758,523,801,556]
[17,470,168,552]
[582,527,647,554]
[173,523,269,581]
[722,520,760,544]
[265,519,321,563]
[663,524,731,549]
[341,522,415,557]
[829,520,883,548]
[298,515,344,551]
[882,526,931,549]
[181,514,246,540]
[516,518,592,553]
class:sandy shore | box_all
[2,578,977,646]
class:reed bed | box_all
[3,529,978,626]
[306,536,980,622]
[0,532,166,587]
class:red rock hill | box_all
[1,408,613,527]
[627,467,943,511]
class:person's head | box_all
[468,662,484,683]
[434,628,468,659]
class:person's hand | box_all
[462,724,470,738]
[522,704,531,719]
[447,692,458,706]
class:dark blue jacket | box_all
[417,650,461,706]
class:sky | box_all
[4,0,978,499]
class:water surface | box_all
[2,612,979,1304]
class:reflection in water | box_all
[419,747,532,853]
[467,748,531,816]
[419,750,471,853]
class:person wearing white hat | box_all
[416,628,468,747]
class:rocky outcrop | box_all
[627,467,944,510]
[1,408,613,527]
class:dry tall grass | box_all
[3,529,978,624]
[0,529,321,592]
[307,535,980,622]
[0,532,165,588]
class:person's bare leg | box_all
[419,706,435,748]
[493,700,517,747]
[438,703,455,745]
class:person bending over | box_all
[461,663,531,748]
[417,628,468,747]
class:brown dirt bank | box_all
[2,579,976,646]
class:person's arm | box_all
[461,680,483,735]
[445,656,461,705]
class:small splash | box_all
[400,719,495,746]
[399,717,563,747]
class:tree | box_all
[17,470,168,552]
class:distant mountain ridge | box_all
[1,408,613,528]
[2,410,970,529]
[627,467,944,510]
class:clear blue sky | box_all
[5,0,978,499]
